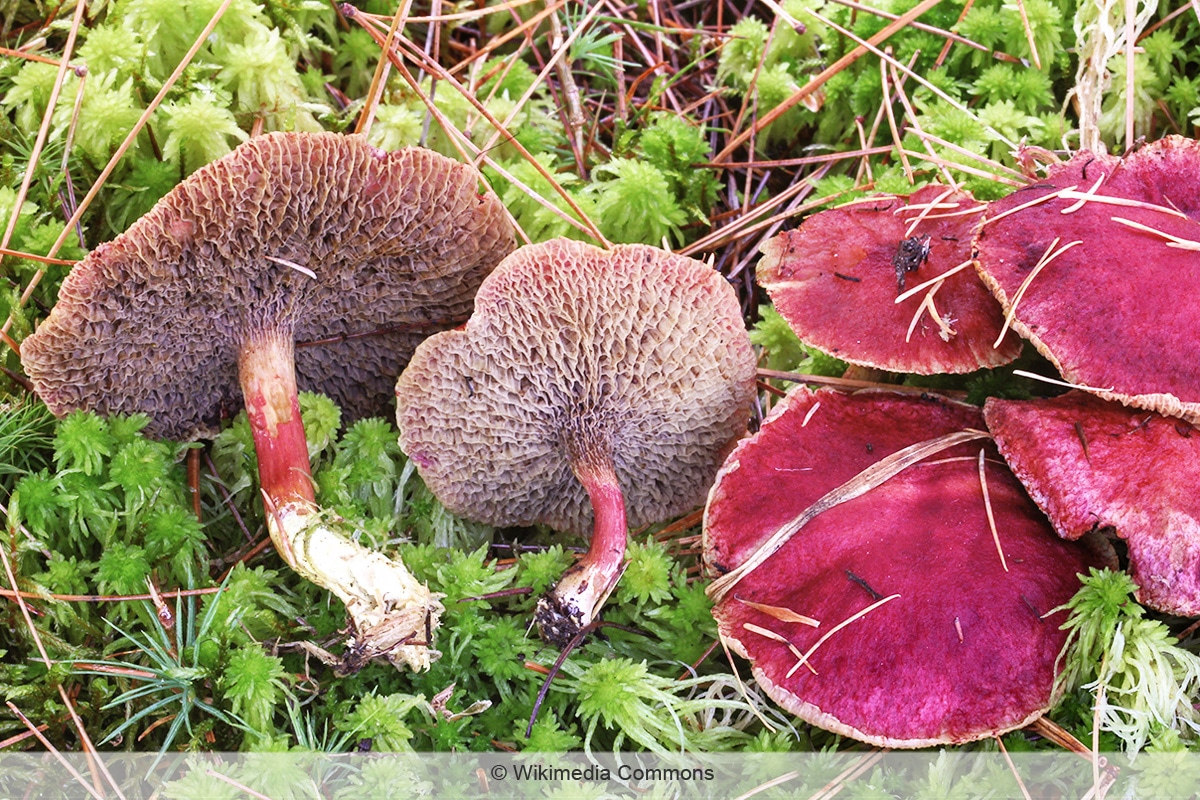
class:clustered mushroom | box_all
[396,238,757,646]
[706,136,1200,746]
[757,184,1022,375]
[973,136,1200,421]
[969,135,1200,615]
[704,388,1112,746]
[22,131,514,670]
[985,392,1200,616]
[23,118,1199,744]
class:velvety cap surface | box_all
[757,185,1021,374]
[704,388,1111,747]
[973,136,1200,421]
[985,391,1200,615]
[396,239,758,535]
[23,131,514,438]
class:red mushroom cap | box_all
[985,391,1200,615]
[704,388,1113,747]
[973,136,1200,422]
[757,185,1022,375]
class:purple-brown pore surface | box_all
[397,238,757,645]
[22,131,514,440]
[985,391,1200,616]
[973,136,1200,422]
[20,132,515,672]
[703,388,1112,747]
[757,185,1022,375]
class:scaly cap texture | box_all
[973,136,1200,422]
[985,391,1200,615]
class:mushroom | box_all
[396,238,757,645]
[703,388,1113,747]
[21,131,515,670]
[757,185,1022,375]
[973,136,1200,422]
[985,391,1200,615]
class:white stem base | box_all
[535,561,627,647]
[266,496,444,672]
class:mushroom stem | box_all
[239,330,315,506]
[238,330,444,671]
[535,454,629,647]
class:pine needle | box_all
[737,598,820,627]
[1110,217,1200,251]
[993,237,1082,347]
[1058,191,1191,219]
[978,448,1007,572]
[355,0,411,136]
[1013,0,1042,69]
[1011,370,1115,394]
[713,0,945,161]
[903,187,958,237]
[708,429,990,602]
[981,186,1076,228]
[894,259,974,304]
[785,594,901,678]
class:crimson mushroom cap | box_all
[704,388,1112,747]
[985,391,1200,615]
[22,131,514,438]
[757,185,1021,375]
[973,136,1200,422]
[396,238,758,536]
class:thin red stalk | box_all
[573,458,628,598]
[237,331,315,508]
[535,449,629,646]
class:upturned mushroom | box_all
[396,238,757,646]
[22,131,515,670]
[985,391,1200,615]
[973,136,1200,422]
[757,185,1022,375]
[704,388,1113,747]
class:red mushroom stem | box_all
[239,331,315,507]
[536,436,629,646]
[237,330,443,671]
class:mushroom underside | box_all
[398,238,757,645]
[23,131,516,671]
